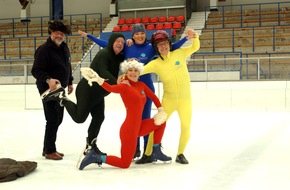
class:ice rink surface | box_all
[1,108,290,190]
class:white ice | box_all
[1,83,290,190]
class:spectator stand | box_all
[118,5,186,24]
[114,15,185,39]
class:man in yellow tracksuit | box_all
[139,29,200,164]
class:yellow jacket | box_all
[142,37,200,99]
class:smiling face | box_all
[113,37,125,55]
[156,40,170,56]
[132,31,146,44]
[50,31,66,47]
[126,67,140,82]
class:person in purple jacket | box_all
[78,24,189,164]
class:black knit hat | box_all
[48,20,71,35]
[107,32,125,50]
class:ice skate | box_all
[135,154,155,164]
[83,138,106,156]
[133,147,141,160]
[41,83,65,102]
[175,154,189,164]
[77,148,102,170]
[152,144,172,163]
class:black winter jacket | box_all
[31,37,73,94]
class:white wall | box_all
[0,0,110,19]
[2,81,290,112]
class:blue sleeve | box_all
[172,37,187,50]
[87,34,108,48]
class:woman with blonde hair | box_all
[78,59,171,170]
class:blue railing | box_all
[0,13,103,61]
[206,1,290,29]
[200,25,290,53]
[0,13,103,38]
[200,2,290,53]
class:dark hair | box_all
[48,20,71,35]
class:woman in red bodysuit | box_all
[78,59,171,170]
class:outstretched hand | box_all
[77,30,87,38]
[80,67,105,86]
[185,28,198,40]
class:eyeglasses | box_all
[115,39,125,44]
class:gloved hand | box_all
[80,67,105,86]
[153,107,167,125]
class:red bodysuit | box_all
[100,78,166,168]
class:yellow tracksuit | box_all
[141,37,200,156]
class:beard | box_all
[54,40,63,46]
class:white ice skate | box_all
[40,83,65,101]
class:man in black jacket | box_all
[46,32,125,157]
[31,20,74,160]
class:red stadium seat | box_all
[167,16,176,22]
[163,22,172,29]
[171,29,176,36]
[146,24,155,30]
[118,18,125,25]
[155,23,164,30]
[120,25,129,31]
[134,17,141,24]
[125,18,134,25]
[173,22,182,30]
[112,25,120,32]
[176,15,185,23]
[141,16,151,24]
[159,16,167,23]
[150,16,159,23]
[128,25,133,31]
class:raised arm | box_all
[171,36,187,50]
[171,29,199,50]
[77,30,108,48]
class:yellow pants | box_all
[145,96,192,156]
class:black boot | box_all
[152,144,171,162]
[84,138,107,156]
[133,147,141,159]
[135,154,155,164]
[175,154,189,164]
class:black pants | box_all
[63,79,106,144]
[42,100,64,154]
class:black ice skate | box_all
[152,144,172,163]
[135,154,155,164]
[133,147,141,160]
[83,138,107,156]
[175,154,189,164]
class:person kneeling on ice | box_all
[78,59,171,170]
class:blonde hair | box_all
[120,58,144,74]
